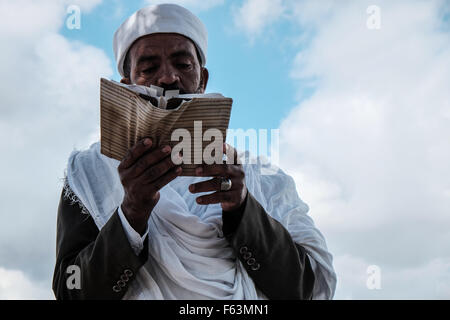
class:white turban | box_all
[113,4,208,78]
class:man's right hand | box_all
[118,138,182,235]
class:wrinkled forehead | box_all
[129,33,200,62]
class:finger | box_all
[130,144,173,178]
[140,154,179,184]
[189,177,222,193]
[189,177,243,194]
[119,138,153,170]
[196,190,238,205]
[148,166,183,192]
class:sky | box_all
[0,0,449,299]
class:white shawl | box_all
[65,142,336,299]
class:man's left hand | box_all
[189,143,247,212]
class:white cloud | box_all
[0,267,53,299]
[277,0,450,298]
[232,0,285,39]
[231,0,336,40]
[0,0,64,38]
[145,0,225,12]
[333,255,450,299]
[0,0,111,298]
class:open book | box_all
[100,78,233,176]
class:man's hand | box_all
[189,143,247,212]
[118,138,182,235]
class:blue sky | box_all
[60,0,304,131]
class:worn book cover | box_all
[100,78,233,176]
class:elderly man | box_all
[52,4,336,300]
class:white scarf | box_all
[65,142,336,299]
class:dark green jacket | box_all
[53,188,315,300]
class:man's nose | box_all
[156,63,179,87]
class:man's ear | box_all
[199,67,209,93]
[120,78,131,84]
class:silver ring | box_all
[220,178,232,191]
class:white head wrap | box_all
[113,4,208,78]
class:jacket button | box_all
[242,251,252,260]
[120,274,129,282]
[251,263,260,271]
[124,269,134,277]
[239,246,248,254]
[117,280,126,287]
[112,285,122,292]
[247,258,256,266]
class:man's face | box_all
[121,33,208,94]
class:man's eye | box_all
[143,67,157,73]
[177,63,191,69]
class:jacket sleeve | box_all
[52,188,148,300]
[222,192,315,300]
